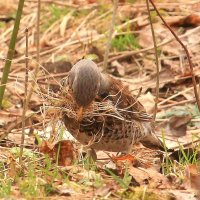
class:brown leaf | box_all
[168,115,192,137]
[128,167,149,186]
[96,183,118,197]
[128,167,170,189]
[40,140,52,154]
[138,24,170,49]
[169,14,200,27]
[40,140,76,166]
[159,115,192,137]
[185,164,200,190]
[56,183,77,196]
[112,154,138,166]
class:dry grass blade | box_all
[103,0,119,71]
[19,28,29,164]
[26,0,41,104]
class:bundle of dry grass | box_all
[48,84,131,122]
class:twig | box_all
[172,139,200,150]
[100,38,173,65]
[146,0,159,121]
[158,99,196,109]
[19,28,29,164]
[149,0,200,112]
[26,0,41,104]
[158,87,194,106]
[156,118,200,122]
[103,0,119,71]
[26,0,79,8]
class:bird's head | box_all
[68,59,101,107]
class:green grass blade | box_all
[0,0,25,107]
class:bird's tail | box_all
[140,122,166,151]
[140,132,165,151]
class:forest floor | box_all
[0,0,200,199]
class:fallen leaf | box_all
[96,186,111,197]
[40,140,76,166]
[112,154,138,168]
[138,23,170,49]
[157,111,192,137]
[56,183,77,196]
[168,114,192,137]
[128,167,149,186]
[185,164,200,191]
[169,14,200,27]
[128,167,170,189]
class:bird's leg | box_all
[86,148,97,162]
[77,106,83,121]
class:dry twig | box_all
[19,28,29,164]
[149,0,200,112]
[26,0,41,104]
[103,0,119,71]
[146,0,160,121]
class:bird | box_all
[62,59,164,153]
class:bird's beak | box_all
[77,106,84,121]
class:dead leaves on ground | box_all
[0,0,200,199]
[40,140,76,166]
[128,167,170,189]
[0,141,199,199]
[159,114,192,137]
[186,164,200,191]
[104,149,170,190]
[169,14,200,28]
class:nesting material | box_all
[50,85,137,123]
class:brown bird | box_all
[63,59,164,153]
